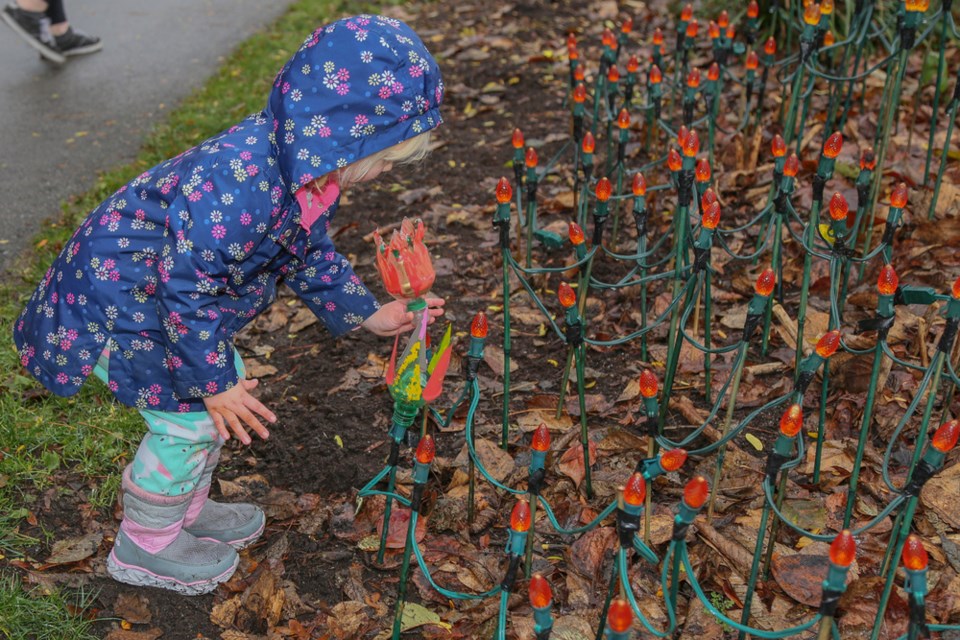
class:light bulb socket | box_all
[494,201,511,225]
[467,335,486,360]
[635,456,665,480]
[617,507,642,547]
[533,605,554,636]
[573,243,587,261]
[823,563,850,593]
[413,459,431,485]
[920,446,945,473]
[606,629,631,640]
[529,452,547,478]
[507,529,528,557]
[905,568,928,598]
[643,396,659,419]
[877,294,895,319]
[695,228,715,252]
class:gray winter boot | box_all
[107,466,238,595]
[182,446,265,550]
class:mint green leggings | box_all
[94,351,244,497]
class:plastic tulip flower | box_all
[373,218,436,301]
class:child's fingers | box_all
[210,411,231,441]
[225,412,252,445]
[242,378,259,390]
[236,407,270,440]
[245,395,277,424]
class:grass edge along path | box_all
[0,0,384,635]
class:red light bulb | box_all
[639,369,658,398]
[510,498,531,532]
[573,83,587,104]
[718,10,730,28]
[686,20,699,39]
[816,330,841,358]
[824,31,835,46]
[953,275,960,299]
[525,147,538,169]
[684,476,709,509]
[618,108,630,130]
[558,282,577,309]
[602,28,616,48]
[622,472,647,506]
[566,33,577,50]
[780,404,803,437]
[783,153,800,177]
[632,172,647,197]
[707,62,720,82]
[531,423,551,452]
[607,65,620,84]
[677,125,689,148]
[708,20,721,40]
[726,25,736,39]
[574,66,585,82]
[902,535,929,571]
[828,192,849,222]
[529,574,552,609]
[649,65,662,85]
[496,177,512,204]
[471,311,488,339]
[755,268,776,297]
[661,448,688,472]
[877,264,898,296]
[822,132,843,159]
[683,130,700,157]
[860,147,876,170]
[608,599,634,633]
[667,148,683,172]
[686,67,701,89]
[701,201,721,230]
[568,221,585,246]
[652,28,664,46]
[595,177,613,202]
[680,3,694,21]
[582,131,596,155]
[701,188,717,208]
[829,530,856,568]
[746,51,759,71]
[416,435,435,464]
[695,158,711,183]
[891,182,908,209]
[804,3,822,25]
[931,419,960,453]
[512,128,524,150]
[621,17,633,34]
[764,37,777,57]
[771,134,787,158]
[568,46,579,61]
[748,1,760,18]
[627,54,639,74]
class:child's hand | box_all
[203,378,277,445]
[362,297,445,336]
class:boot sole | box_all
[106,549,238,596]
[1,10,65,63]
[62,41,103,56]
[187,510,266,551]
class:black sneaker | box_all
[54,27,101,56]
[1,4,65,63]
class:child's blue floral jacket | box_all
[14,15,443,411]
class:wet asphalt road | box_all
[0,0,298,271]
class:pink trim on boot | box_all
[182,483,210,528]
[123,466,191,506]
[119,519,181,554]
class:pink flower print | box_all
[325,251,336,261]
[318,126,331,137]
[51,292,58,303]
[66,293,74,304]
[169,356,183,369]
[188,191,203,202]
[148,396,160,406]
[409,65,423,78]
[81,365,93,376]
[205,352,219,365]
[178,403,191,413]
[67,329,78,341]
[239,151,252,161]
[206,381,219,394]
[150,384,162,394]
[211,224,227,239]
[346,21,358,30]
[110,271,120,282]
[109,380,119,392]
[337,68,350,81]
[56,373,69,384]
[398,114,409,122]
[391,81,404,94]
[240,212,252,225]
[325,301,336,311]
[246,165,259,176]
[282,81,291,94]
[354,114,368,126]
[379,86,392,99]
[202,181,214,192]
[321,274,332,283]
[244,241,254,253]
[336,84,350,96]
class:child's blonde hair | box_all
[339,131,433,184]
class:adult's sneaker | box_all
[54,27,101,56]
[1,4,64,63]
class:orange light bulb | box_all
[566,33,577,50]
[783,153,800,177]
[695,158,711,183]
[639,369,659,398]
[607,65,620,84]
[804,3,822,25]
[931,420,960,453]
[558,282,577,309]
[574,66,585,82]
[755,268,776,297]
[568,222,585,246]
[701,188,718,208]
[877,264,898,296]
[649,65,663,85]
[953,275,960,299]
[821,0,834,14]
[718,10,730,28]
[595,177,613,202]
[701,201,721,230]
[771,134,787,158]
[824,30,835,46]
[618,108,631,130]
[748,0,760,18]
[573,83,587,104]
[709,20,721,40]
[680,3,694,21]
[686,20,699,39]
[660,448,688,472]
[683,130,700,157]
[860,148,876,170]
[677,125,690,148]
[529,574,552,609]
[608,599,634,633]
[512,128,524,150]
[632,172,647,197]
[510,498,531,532]
[815,330,842,358]
[822,132,843,159]
[829,530,856,568]
[780,404,803,437]
[906,0,931,11]
[531,423,551,452]
[525,147,538,169]
[684,476,710,508]
[707,62,720,82]
[891,182,908,209]
[471,311,488,339]
[496,177,513,204]
[726,25,736,39]
[686,67,701,88]
[415,435,435,464]
[627,54,639,74]
[667,148,683,172]
[621,17,633,34]
[652,28,664,46]
[582,131,596,155]
[568,46,579,61]
[902,535,929,571]
[764,37,777,56]
[828,192,849,222]
[746,51,759,71]
[602,28,616,48]
[623,472,647,506]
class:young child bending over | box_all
[14,14,444,594]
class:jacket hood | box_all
[267,14,444,194]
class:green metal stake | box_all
[928,78,960,220]
[392,438,434,640]
[922,12,950,187]
[494,178,514,450]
